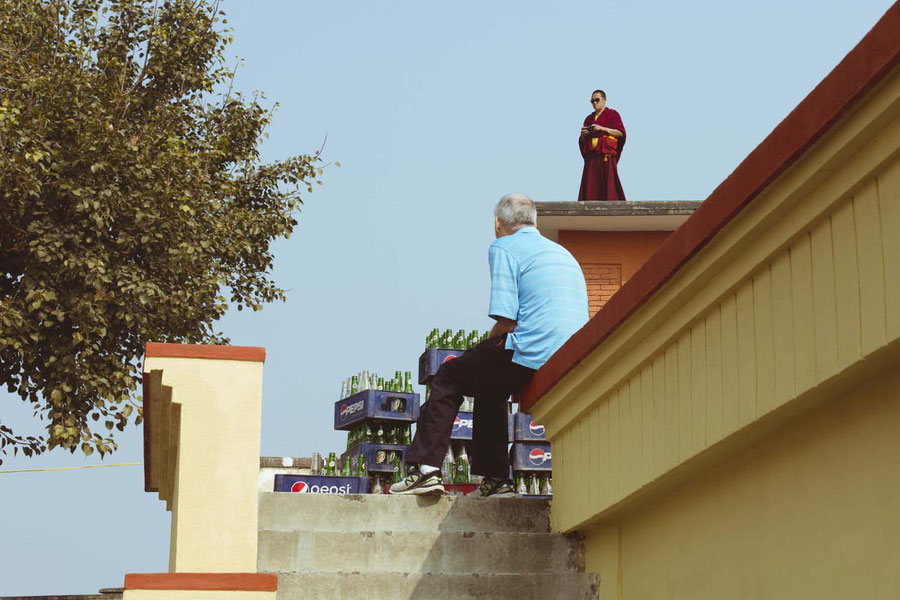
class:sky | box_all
[0,0,895,594]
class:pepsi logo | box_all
[529,422,545,436]
[452,416,473,431]
[528,448,551,466]
[339,399,364,420]
[290,480,352,494]
[442,354,458,363]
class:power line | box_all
[0,462,142,474]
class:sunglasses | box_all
[590,98,603,103]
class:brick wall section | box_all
[558,230,673,317]
[581,263,622,315]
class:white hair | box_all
[494,194,537,231]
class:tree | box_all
[0,0,328,463]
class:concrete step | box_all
[273,572,601,600]
[258,493,551,533]
[258,530,583,574]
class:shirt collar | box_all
[514,226,538,235]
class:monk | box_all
[578,90,626,201]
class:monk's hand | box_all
[588,124,604,134]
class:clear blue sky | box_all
[1,0,894,594]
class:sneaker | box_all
[388,466,445,495]
[465,477,516,498]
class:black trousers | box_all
[405,334,535,479]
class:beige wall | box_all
[584,365,900,599]
[531,61,900,599]
[143,354,265,573]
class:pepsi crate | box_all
[509,441,552,472]
[445,412,515,441]
[450,411,473,440]
[418,348,466,384]
[341,442,408,474]
[513,412,547,441]
[334,390,420,430]
[274,474,369,494]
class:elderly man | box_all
[391,194,588,497]
[578,89,626,201]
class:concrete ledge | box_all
[258,530,583,574]
[258,493,551,534]
[274,572,601,600]
[536,200,702,217]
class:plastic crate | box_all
[513,412,547,441]
[341,442,408,474]
[509,441,552,472]
[438,411,514,441]
[334,390,420,430]
[418,348,466,384]
[451,411,473,440]
[273,474,369,494]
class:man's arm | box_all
[587,124,623,138]
[489,316,517,338]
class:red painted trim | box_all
[520,3,900,413]
[124,573,277,591]
[144,342,266,363]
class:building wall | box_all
[531,60,900,599]
[557,230,671,315]
[583,365,900,600]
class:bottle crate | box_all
[512,470,553,497]
[418,348,466,384]
[509,441,552,472]
[513,412,547,441]
[334,389,420,430]
[451,411,473,440]
[273,474,369,494]
[341,442,408,475]
[447,411,515,441]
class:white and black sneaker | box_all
[466,477,516,498]
[389,466,445,495]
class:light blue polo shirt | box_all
[488,227,589,370]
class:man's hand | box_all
[489,317,517,343]
[588,124,604,134]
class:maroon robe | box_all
[577,108,626,201]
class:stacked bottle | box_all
[425,328,490,350]
[335,369,420,494]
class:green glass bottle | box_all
[341,456,352,477]
[391,456,402,483]
[403,371,413,393]
[403,424,412,445]
[356,453,367,477]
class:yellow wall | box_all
[143,355,265,573]
[583,365,900,599]
[531,63,900,598]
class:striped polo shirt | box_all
[488,226,589,370]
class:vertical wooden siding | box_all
[552,155,900,530]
